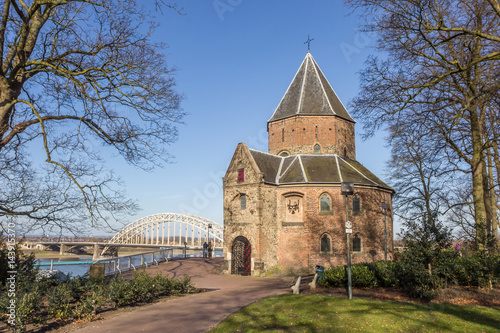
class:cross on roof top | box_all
[304,34,314,52]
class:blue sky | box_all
[100,1,394,235]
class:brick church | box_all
[223,52,394,276]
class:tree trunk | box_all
[470,107,488,248]
[487,148,498,242]
[491,142,500,242]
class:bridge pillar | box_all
[92,244,101,261]
[59,243,66,255]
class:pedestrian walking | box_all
[208,241,213,258]
[203,241,208,258]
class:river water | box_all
[37,251,223,277]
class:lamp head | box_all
[341,182,354,196]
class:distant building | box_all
[223,52,394,275]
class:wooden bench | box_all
[290,273,319,294]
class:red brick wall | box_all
[268,115,355,158]
[223,144,394,275]
[276,185,393,271]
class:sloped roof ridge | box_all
[296,53,310,115]
[335,155,344,183]
[279,155,299,180]
[298,155,308,182]
[267,55,308,122]
[309,54,355,122]
[248,148,284,157]
[309,54,335,117]
[339,157,379,186]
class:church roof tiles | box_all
[268,52,355,123]
[248,148,392,191]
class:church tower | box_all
[223,51,394,276]
[268,52,355,158]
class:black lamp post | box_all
[207,223,212,243]
[341,182,354,300]
[381,203,390,261]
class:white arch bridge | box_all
[100,213,223,256]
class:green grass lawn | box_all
[210,294,500,332]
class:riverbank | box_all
[23,247,179,260]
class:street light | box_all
[207,223,213,243]
[207,223,213,257]
[341,182,354,300]
[381,203,390,261]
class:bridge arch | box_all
[102,213,223,255]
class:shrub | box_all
[48,282,73,320]
[6,288,44,333]
[368,261,398,287]
[319,266,345,288]
[351,264,377,287]
[108,276,134,307]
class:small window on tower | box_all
[344,147,347,158]
[238,168,244,183]
[315,126,318,140]
[282,128,285,142]
[314,144,321,154]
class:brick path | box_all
[70,258,290,333]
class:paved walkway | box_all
[71,258,291,333]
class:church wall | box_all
[268,115,355,158]
[222,144,282,274]
[223,183,279,274]
[274,184,393,271]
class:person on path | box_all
[203,241,208,258]
[208,241,213,258]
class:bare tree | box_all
[346,0,500,246]
[387,120,450,227]
[0,0,184,235]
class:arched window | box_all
[314,144,321,154]
[353,195,361,212]
[321,234,331,252]
[240,194,246,209]
[353,234,361,252]
[279,151,289,157]
[320,194,331,212]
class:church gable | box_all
[224,143,263,186]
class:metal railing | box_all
[93,247,173,276]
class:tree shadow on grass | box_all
[212,294,500,332]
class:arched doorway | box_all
[231,236,251,276]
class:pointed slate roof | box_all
[268,52,355,123]
[247,148,393,191]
